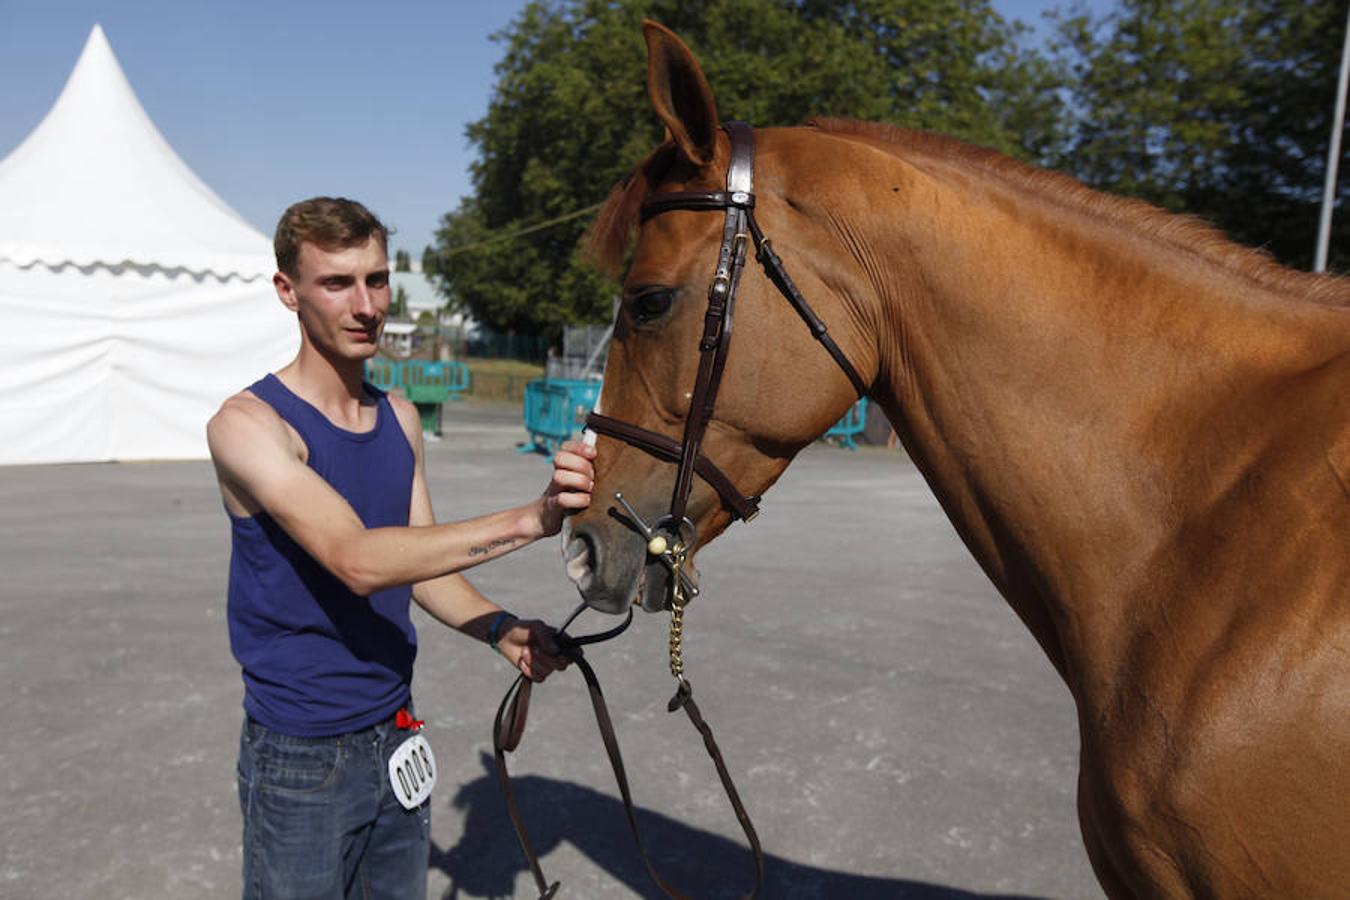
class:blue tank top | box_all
[227,373,417,737]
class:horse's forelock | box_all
[585,143,680,279]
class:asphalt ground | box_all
[0,402,1102,899]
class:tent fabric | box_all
[0,25,296,465]
[0,260,296,464]
[0,25,275,278]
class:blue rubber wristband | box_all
[487,611,517,654]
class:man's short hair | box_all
[274,197,390,277]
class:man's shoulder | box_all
[211,388,276,430]
[207,388,289,456]
[383,389,416,418]
[383,391,424,450]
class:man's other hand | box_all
[499,619,573,682]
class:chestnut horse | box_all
[563,21,1350,899]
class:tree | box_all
[428,0,1067,338]
[393,249,412,272]
[1051,0,1350,271]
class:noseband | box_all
[585,120,870,533]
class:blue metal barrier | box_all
[519,380,867,457]
[403,360,470,401]
[363,360,471,435]
[823,397,869,450]
[521,378,601,457]
[364,358,402,391]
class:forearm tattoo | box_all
[468,537,519,557]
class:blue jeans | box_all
[237,713,431,899]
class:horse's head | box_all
[564,22,871,614]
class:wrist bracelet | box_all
[487,610,517,654]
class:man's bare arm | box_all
[206,392,594,597]
[392,394,577,682]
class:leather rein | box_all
[493,122,869,898]
[493,601,763,899]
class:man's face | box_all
[276,236,391,361]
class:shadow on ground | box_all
[432,754,1045,900]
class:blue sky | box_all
[0,1,1096,258]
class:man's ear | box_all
[273,272,299,313]
[643,20,719,167]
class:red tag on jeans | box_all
[395,708,424,731]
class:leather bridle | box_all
[585,120,870,535]
[493,122,872,900]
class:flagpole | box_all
[1315,4,1350,272]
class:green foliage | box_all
[428,0,1066,338]
[391,284,409,319]
[1052,0,1349,270]
[393,249,412,272]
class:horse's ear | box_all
[643,20,719,167]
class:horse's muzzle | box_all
[563,517,634,614]
[563,515,696,614]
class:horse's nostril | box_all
[564,531,595,588]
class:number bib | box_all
[388,733,436,810]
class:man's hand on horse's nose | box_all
[539,440,597,534]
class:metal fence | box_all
[547,323,611,380]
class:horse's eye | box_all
[629,288,675,324]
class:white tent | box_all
[0,24,296,465]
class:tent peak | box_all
[0,24,273,278]
[85,23,111,50]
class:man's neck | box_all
[276,345,374,430]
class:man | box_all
[206,197,594,899]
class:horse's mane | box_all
[812,118,1350,307]
[587,118,1350,306]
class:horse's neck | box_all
[851,159,1350,692]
